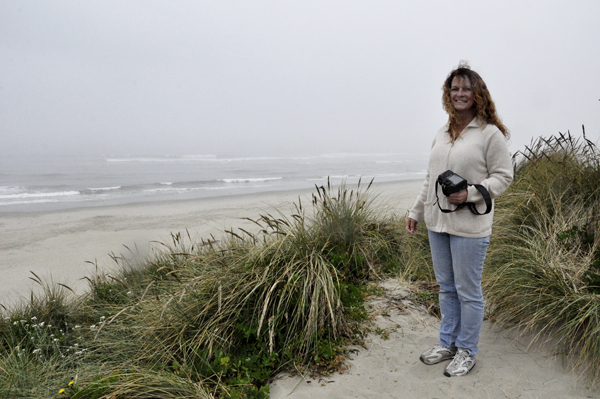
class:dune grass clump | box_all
[484,131,600,380]
[107,181,395,394]
[0,180,407,398]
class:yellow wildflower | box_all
[58,388,65,394]
[68,381,74,386]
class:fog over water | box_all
[1,1,599,160]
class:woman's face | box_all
[450,76,474,113]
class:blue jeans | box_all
[428,230,490,355]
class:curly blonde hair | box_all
[442,63,509,142]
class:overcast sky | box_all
[1,1,599,158]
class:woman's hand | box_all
[406,217,418,234]
[448,189,468,205]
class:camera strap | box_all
[467,184,492,215]
[434,181,492,215]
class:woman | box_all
[406,63,513,377]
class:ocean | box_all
[0,152,428,213]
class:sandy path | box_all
[270,280,596,399]
[0,180,421,306]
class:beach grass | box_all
[0,180,408,398]
[484,131,600,381]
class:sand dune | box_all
[1,179,594,397]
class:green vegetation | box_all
[3,131,600,397]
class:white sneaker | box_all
[444,348,476,377]
[419,344,457,365]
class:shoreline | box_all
[0,179,422,306]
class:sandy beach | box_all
[1,179,596,397]
[0,180,422,306]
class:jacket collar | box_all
[445,117,481,133]
[466,117,482,129]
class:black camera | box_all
[437,170,468,197]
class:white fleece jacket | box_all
[408,118,513,238]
